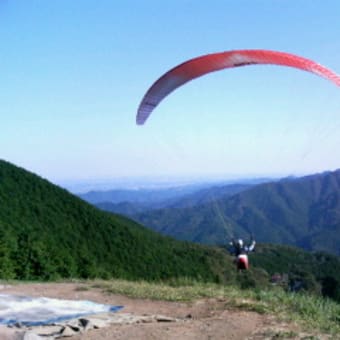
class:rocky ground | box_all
[0,282,333,339]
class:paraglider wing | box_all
[136,49,340,125]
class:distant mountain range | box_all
[79,186,202,205]
[78,179,271,207]
[91,170,340,256]
[92,183,255,216]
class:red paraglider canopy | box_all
[137,49,340,125]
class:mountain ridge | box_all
[132,169,340,255]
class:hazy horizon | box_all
[54,168,335,193]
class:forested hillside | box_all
[251,244,340,301]
[0,160,232,282]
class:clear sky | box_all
[1,1,340,186]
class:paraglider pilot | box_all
[229,237,256,270]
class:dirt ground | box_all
[0,282,330,340]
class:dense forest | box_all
[0,160,232,282]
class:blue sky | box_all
[1,1,340,186]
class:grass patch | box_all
[228,288,340,336]
[95,278,228,301]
